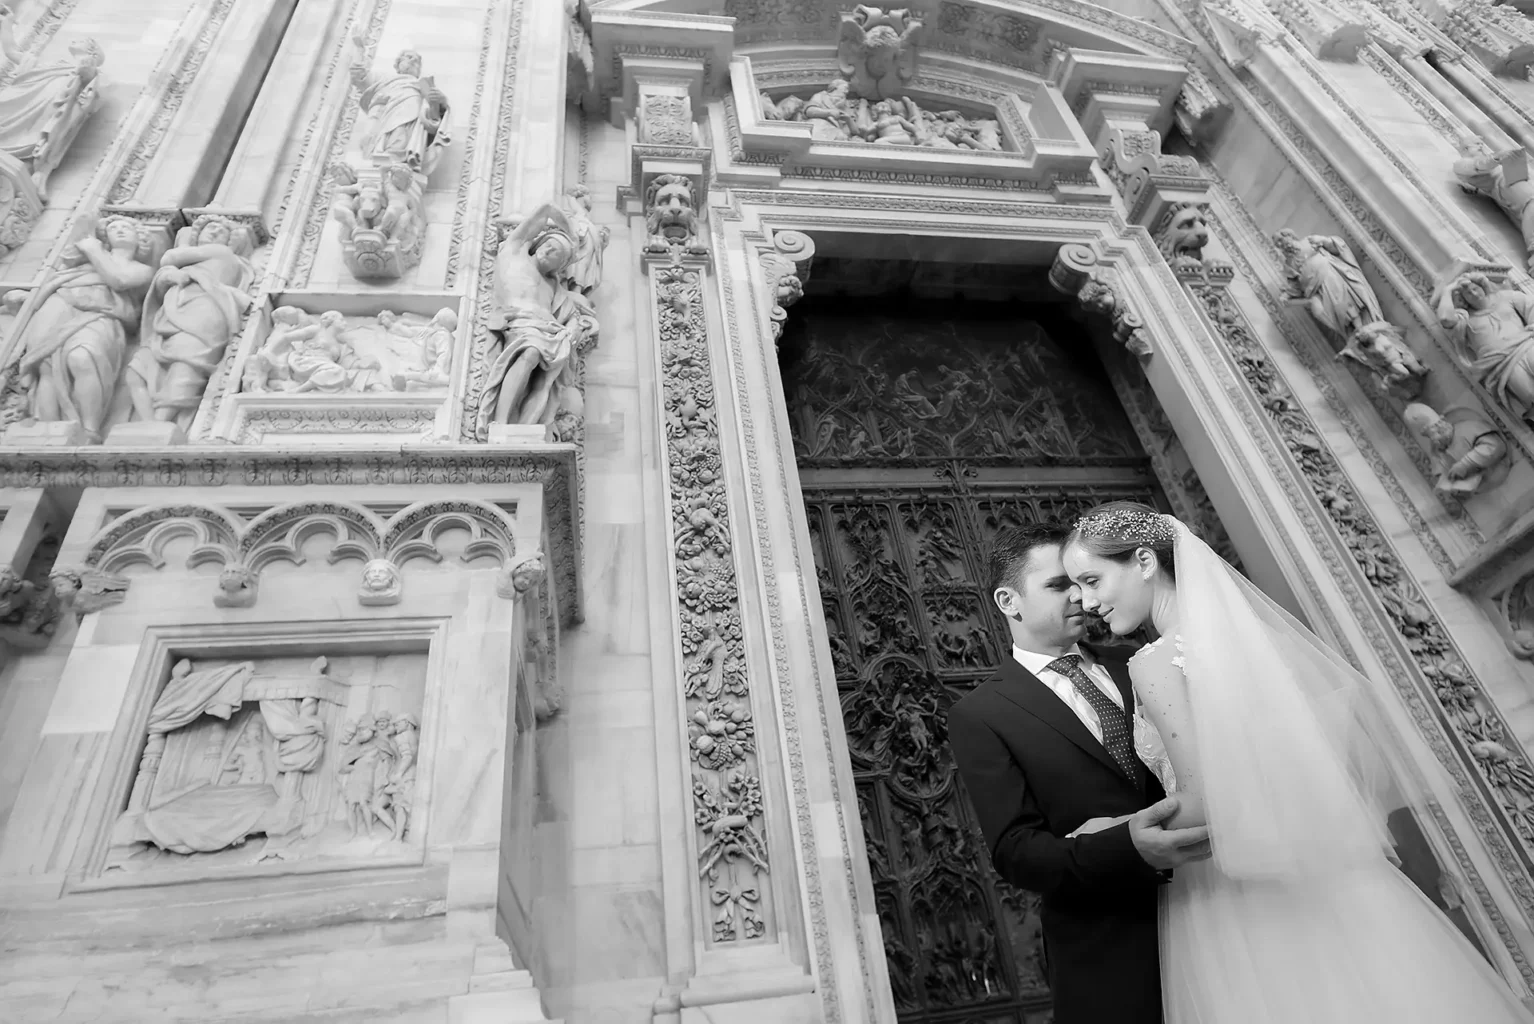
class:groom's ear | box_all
[993,585,1020,619]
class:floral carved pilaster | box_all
[645,189,771,945]
[758,229,814,343]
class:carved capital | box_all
[759,230,814,343]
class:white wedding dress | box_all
[1128,521,1534,1024]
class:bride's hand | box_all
[1068,814,1132,838]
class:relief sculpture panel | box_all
[105,651,426,876]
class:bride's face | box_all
[1063,543,1154,636]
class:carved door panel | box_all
[784,306,1159,1024]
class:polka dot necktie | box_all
[1046,654,1141,785]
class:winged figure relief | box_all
[837,6,923,101]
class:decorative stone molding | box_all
[1267,0,1372,61]
[1050,243,1153,360]
[758,229,814,343]
[835,6,922,101]
[1443,0,1534,79]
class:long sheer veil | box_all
[1170,519,1459,880]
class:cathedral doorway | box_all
[779,261,1162,1023]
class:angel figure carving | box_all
[837,6,922,101]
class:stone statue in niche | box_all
[762,80,1003,152]
[213,563,258,609]
[244,306,454,394]
[1,214,155,443]
[49,564,128,617]
[837,6,922,101]
[329,160,425,281]
[478,202,597,435]
[348,26,450,175]
[1402,402,1509,498]
[357,558,402,606]
[0,6,103,197]
[125,215,255,431]
[384,714,417,842]
[106,654,423,872]
[557,184,608,296]
[1436,272,1534,420]
[1453,135,1534,272]
[644,173,699,252]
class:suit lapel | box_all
[993,658,1129,783]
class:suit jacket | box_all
[947,644,1166,1024]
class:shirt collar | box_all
[1011,643,1091,678]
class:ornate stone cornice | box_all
[0,445,583,625]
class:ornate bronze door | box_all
[784,305,1158,1024]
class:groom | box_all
[948,523,1210,1024]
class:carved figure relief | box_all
[348,26,450,175]
[49,564,129,617]
[126,215,256,431]
[329,160,426,281]
[1453,136,1534,272]
[213,562,258,608]
[0,5,103,197]
[476,200,598,438]
[837,6,922,101]
[1437,271,1534,421]
[0,564,59,649]
[1401,402,1509,498]
[357,558,402,606]
[243,306,457,395]
[780,303,1143,470]
[762,82,1005,152]
[557,184,608,296]
[1,213,156,442]
[106,653,426,874]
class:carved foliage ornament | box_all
[653,257,769,944]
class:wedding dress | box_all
[1135,522,1534,1024]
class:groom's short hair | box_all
[986,522,1070,595]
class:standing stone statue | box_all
[0,5,104,198]
[1273,229,1385,343]
[125,216,255,430]
[3,214,154,442]
[1454,135,1534,272]
[348,26,450,175]
[479,202,592,435]
[558,184,608,295]
[1437,271,1534,419]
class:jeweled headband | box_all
[1073,506,1178,545]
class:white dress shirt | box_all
[1011,643,1176,793]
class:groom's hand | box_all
[1129,796,1212,870]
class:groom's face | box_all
[995,542,1087,649]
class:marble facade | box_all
[2,0,1534,1022]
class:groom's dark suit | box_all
[948,644,1167,1024]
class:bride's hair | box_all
[1067,500,1177,582]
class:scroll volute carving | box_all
[1050,244,1152,361]
[760,230,814,343]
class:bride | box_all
[1061,500,1534,1024]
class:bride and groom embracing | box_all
[949,502,1534,1024]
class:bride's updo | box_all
[1067,500,1178,581]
